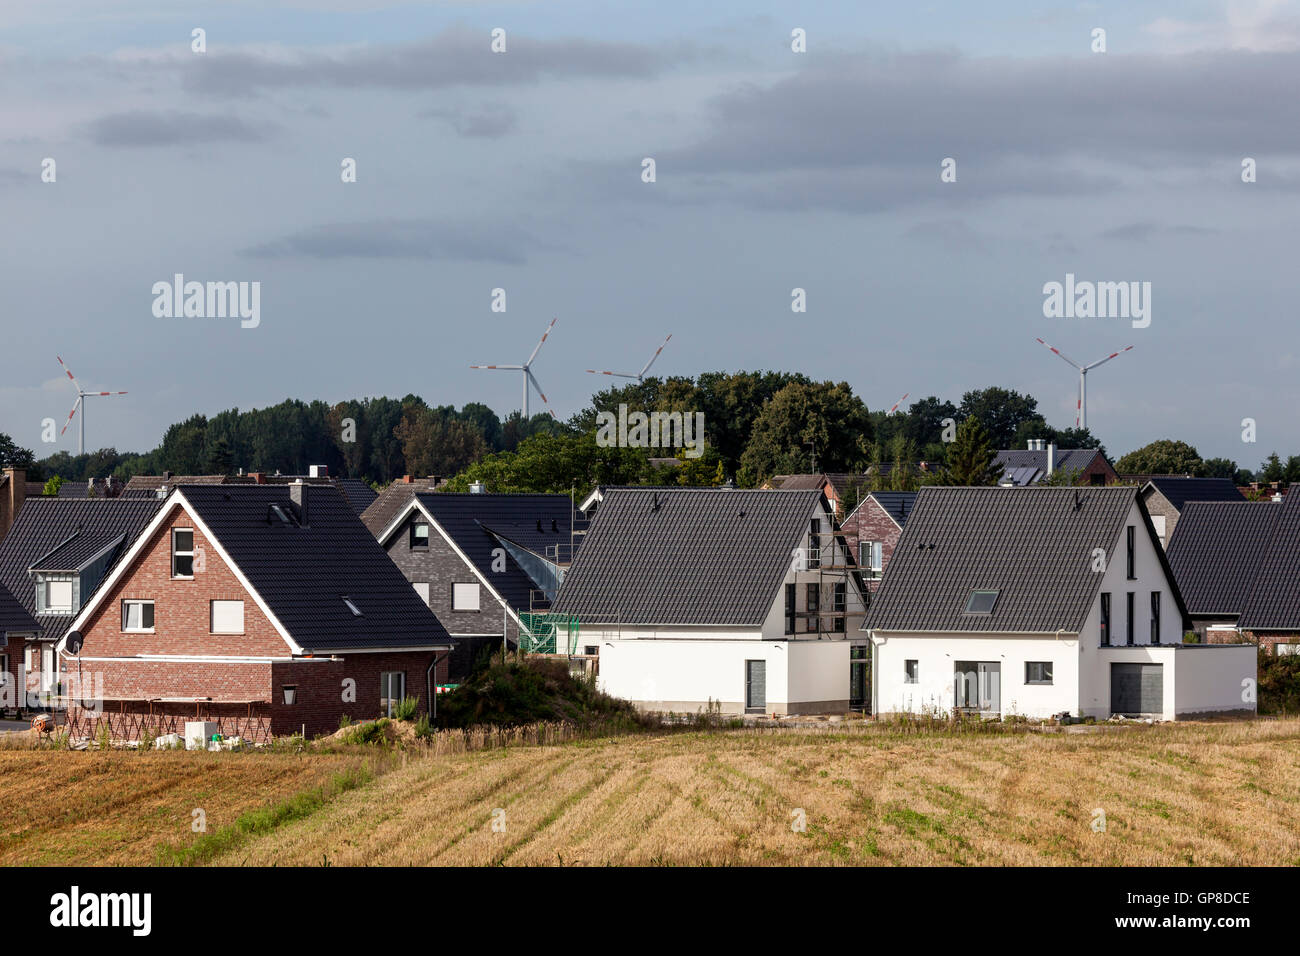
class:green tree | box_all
[942,418,1004,486]
[0,433,37,470]
[1115,439,1203,476]
[958,387,1044,450]
[1199,457,1239,481]
[42,475,64,496]
[739,381,872,480]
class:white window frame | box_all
[172,528,195,579]
[209,599,245,635]
[380,671,406,717]
[904,659,919,684]
[1025,661,1053,685]
[43,578,74,614]
[121,599,155,633]
[413,582,431,605]
[452,582,481,612]
[859,540,883,578]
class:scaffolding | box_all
[518,611,581,656]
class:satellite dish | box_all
[66,631,83,655]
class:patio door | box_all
[954,661,1000,715]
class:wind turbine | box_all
[1034,338,1133,430]
[471,318,557,419]
[585,333,672,383]
[57,356,127,455]
[887,391,910,415]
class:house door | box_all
[954,661,1000,715]
[1111,663,1163,716]
[849,645,869,712]
[745,660,766,713]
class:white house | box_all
[865,486,1255,721]
[550,488,869,715]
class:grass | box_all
[8,717,1300,866]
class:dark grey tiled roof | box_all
[336,478,378,514]
[551,488,824,626]
[0,498,163,644]
[409,493,578,611]
[480,520,584,561]
[29,531,127,572]
[0,582,37,634]
[1166,501,1280,616]
[868,492,918,526]
[1239,490,1300,629]
[1144,477,1245,512]
[176,484,451,651]
[994,448,1104,485]
[361,479,443,537]
[865,486,1169,633]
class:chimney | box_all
[250,472,266,484]
[162,470,172,481]
[309,465,329,479]
[1047,443,1056,476]
[1,467,26,541]
[289,480,309,526]
[402,475,414,484]
[469,480,486,494]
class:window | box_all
[44,579,73,613]
[964,590,999,615]
[452,582,481,612]
[413,582,430,605]
[380,672,405,717]
[342,596,363,617]
[210,599,244,634]
[584,646,598,657]
[805,583,820,633]
[1025,661,1053,685]
[1151,515,1167,547]
[833,582,846,633]
[860,541,883,578]
[808,519,821,569]
[784,583,796,635]
[172,529,195,577]
[282,685,297,705]
[410,521,430,549]
[269,504,292,525]
[122,599,155,632]
[1126,526,1136,579]
[904,659,919,684]
[1150,591,1161,644]
[1126,592,1135,645]
[1100,592,1111,646]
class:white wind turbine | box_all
[586,333,672,383]
[1034,338,1133,430]
[471,318,557,419]
[57,356,128,455]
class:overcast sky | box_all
[2,0,1298,465]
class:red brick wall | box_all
[76,505,291,658]
[1240,631,1300,654]
[1,635,25,710]
[840,498,903,592]
[271,651,449,738]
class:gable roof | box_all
[1165,501,1280,616]
[867,491,918,527]
[551,488,825,626]
[993,448,1106,486]
[0,498,163,644]
[336,478,378,514]
[0,582,37,635]
[361,478,445,537]
[865,486,1182,633]
[399,493,578,612]
[1143,477,1245,512]
[1239,489,1300,630]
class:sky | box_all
[2,0,1298,466]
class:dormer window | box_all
[410,521,430,549]
[172,529,195,578]
[343,596,363,617]
[40,578,74,614]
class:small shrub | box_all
[1183,631,1202,644]
[338,715,353,729]
[394,696,419,722]
[414,714,433,739]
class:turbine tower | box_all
[471,318,557,419]
[57,356,127,455]
[1034,338,1133,430]
[585,333,672,383]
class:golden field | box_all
[5,718,1300,866]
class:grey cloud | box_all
[1100,222,1218,241]
[419,102,519,138]
[176,29,696,98]
[241,219,542,263]
[86,110,270,146]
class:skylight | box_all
[964,590,999,615]
[270,504,291,525]
[342,596,362,617]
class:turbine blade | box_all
[526,369,550,406]
[525,318,557,366]
[888,392,910,415]
[1082,345,1134,371]
[585,370,636,378]
[638,333,672,378]
[1034,337,1081,370]
[59,399,80,435]
[470,364,522,370]
[57,355,80,388]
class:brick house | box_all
[0,583,37,715]
[1138,477,1245,549]
[839,491,917,592]
[763,474,870,519]
[56,482,452,743]
[367,491,580,679]
[995,441,1118,486]
[0,495,162,710]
